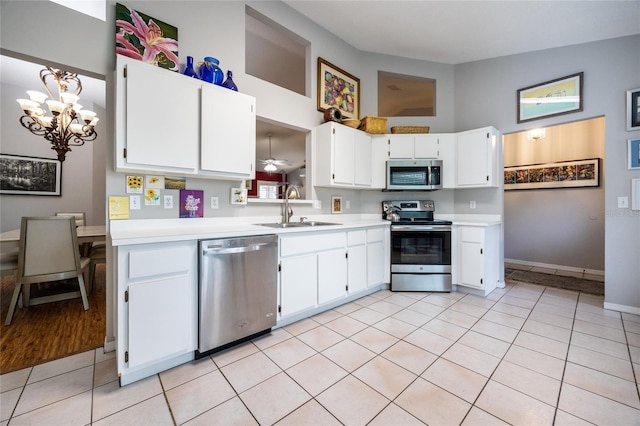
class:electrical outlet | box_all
[618,196,628,208]
[470,200,476,209]
[313,200,322,209]
[345,200,351,209]
[130,195,141,210]
[211,196,219,209]
[163,195,173,209]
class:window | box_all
[245,7,308,96]
[378,71,435,117]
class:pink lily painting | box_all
[115,3,179,71]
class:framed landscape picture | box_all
[627,88,640,131]
[317,57,360,119]
[629,139,640,169]
[517,72,583,123]
[0,154,61,196]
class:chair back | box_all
[55,212,86,227]
[18,216,84,284]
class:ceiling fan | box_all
[259,133,290,172]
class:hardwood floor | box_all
[0,264,106,374]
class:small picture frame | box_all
[517,72,583,123]
[331,196,343,214]
[626,88,640,131]
[317,57,360,119]
[230,187,247,205]
[628,139,640,170]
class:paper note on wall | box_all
[109,196,130,220]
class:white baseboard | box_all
[603,302,640,316]
[104,337,116,353]
[505,258,604,277]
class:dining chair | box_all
[87,244,106,292]
[55,212,86,227]
[5,216,90,326]
[0,246,19,277]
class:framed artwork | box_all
[165,176,186,190]
[629,139,640,169]
[504,158,600,190]
[126,175,143,194]
[179,189,203,218]
[230,188,247,205]
[626,88,640,131]
[0,154,61,196]
[331,196,343,214]
[115,3,179,71]
[318,57,360,119]
[517,72,583,123]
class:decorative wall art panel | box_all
[0,154,61,196]
[504,158,600,190]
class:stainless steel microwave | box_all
[386,159,443,191]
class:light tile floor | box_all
[2,281,639,425]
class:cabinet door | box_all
[280,254,317,317]
[347,244,367,294]
[318,249,347,304]
[370,135,389,189]
[388,135,414,158]
[124,242,197,369]
[414,134,440,158]
[128,275,194,368]
[122,58,199,171]
[458,227,485,289]
[456,129,491,187]
[367,241,386,287]
[201,83,256,177]
[332,125,355,185]
[354,130,372,186]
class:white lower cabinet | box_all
[117,240,197,385]
[278,225,390,322]
[455,224,500,296]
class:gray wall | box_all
[455,36,640,309]
[1,2,638,313]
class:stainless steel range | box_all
[383,200,452,292]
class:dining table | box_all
[0,225,106,256]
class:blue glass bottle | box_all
[183,56,198,78]
[199,56,224,85]
[222,70,238,91]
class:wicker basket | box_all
[359,116,387,134]
[342,119,361,129]
[390,126,430,134]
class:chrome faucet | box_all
[282,185,300,224]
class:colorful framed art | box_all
[517,72,583,123]
[317,57,360,120]
[504,158,600,190]
[628,139,640,170]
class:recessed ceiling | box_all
[284,1,640,64]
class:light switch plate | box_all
[618,196,629,208]
[345,200,351,209]
[130,195,141,210]
[164,195,173,209]
[313,200,322,209]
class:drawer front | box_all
[347,230,366,246]
[459,226,484,244]
[367,227,386,243]
[128,243,196,280]
[280,232,346,257]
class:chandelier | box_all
[17,67,98,162]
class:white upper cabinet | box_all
[115,56,256,180]
[200,83,256,179]
[314,122,373,188]
[116,56,199,173]
[455,126,501,188]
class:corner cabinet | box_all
[115,56,256,180]
[314,122,373,188]
[454,224,500,296]
[116,240,197,386]
[455,126,501,188]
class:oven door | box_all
[391,225,451,273]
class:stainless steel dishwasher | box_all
[197,234,278,357]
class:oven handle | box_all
[391,225,451,232]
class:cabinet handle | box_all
[480,278,483,284]
[480,248,483,255]
[124,290,129,302]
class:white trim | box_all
[104,337,116,353]
[505,258,604,277]
[603,302,640,316]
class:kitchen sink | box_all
[255,221,341,228]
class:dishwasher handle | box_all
[202,242,272,256]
